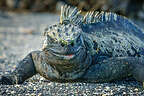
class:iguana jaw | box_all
[49,46,82,60]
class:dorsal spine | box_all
[83,11,119,24]
[60,5,82,25]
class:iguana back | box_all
[81,12,144,57]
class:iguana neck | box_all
[44,50,92,79]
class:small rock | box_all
[33,86,36,90]
[134,88,139,91]
[11,91,15,94]
[15,84,20,87]
[105,86,110,90]
[30,93,36,96]
[123,92,126,94]
[38,93,42,96]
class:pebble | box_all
[105,86,110,90]
[11,91,15,94]
[33,86,36,90]
[134,88,139,91]
[123,92,126,94]
[38,93,42,96]
[15,84,20,87]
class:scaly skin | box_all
[0,5,144,87]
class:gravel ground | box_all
[0,12,144,95]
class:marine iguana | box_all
[0,5,144,87]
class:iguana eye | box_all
[61,43,65,47]
[70,40,74,46]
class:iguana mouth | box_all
[51,53,75,59]
[48,46,82,60]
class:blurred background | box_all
[0,0,144,20]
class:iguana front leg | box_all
[0,51,39,85]
[80,57,144,87]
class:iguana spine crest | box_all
[60,5,82,25]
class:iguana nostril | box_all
[61,43,65,47]
[71,42,74,46]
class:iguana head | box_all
[43,22,85,60]
[42,5,91,67]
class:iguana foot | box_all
[0,51,38,85]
